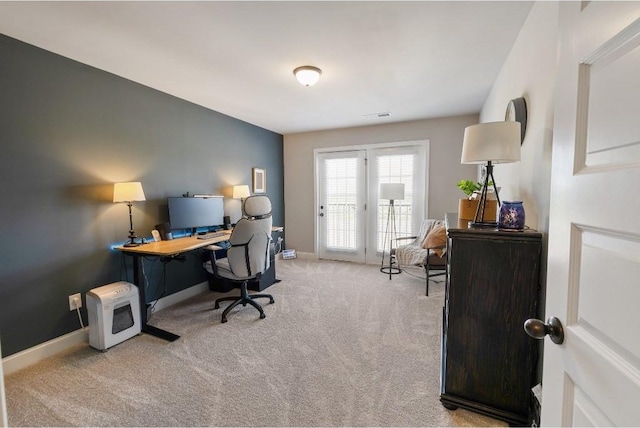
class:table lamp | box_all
[379,183,405,279]
[232,184,251,200]
[113,181,146,247]
[461,121,521,227]
[233,184,251,218]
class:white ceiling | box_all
[0,1,533,135]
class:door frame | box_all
[314,139,429,262]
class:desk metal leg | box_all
[131,254,180,342]
[142,324,180,342]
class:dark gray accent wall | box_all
[0,35,284,357]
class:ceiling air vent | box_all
[364,112,391,119]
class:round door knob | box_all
[524,316,565,345]
[319,213,324,217]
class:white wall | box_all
[475,3,559,383]
[480,1,559,318]
[283,115,478,255]
[480,1,559,234]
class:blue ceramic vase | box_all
[499,201,525,230]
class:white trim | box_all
[1,281,210,376]
[313,139,427,155]
[147,280,209,313]
[292,251,316,260]
[275,251,316,260]
[0,341,7,428]
[2,328,89,376]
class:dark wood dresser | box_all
[440,213,542,425]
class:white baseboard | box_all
[275,251,316,261]
[2,281,210,376]
[277,251,316,260]
[296,251,317,259]
[0,342,9,427]
[147,280,209,313]
[2,328,89,376]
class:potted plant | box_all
[457,180,497,221]
[457,180,480,220]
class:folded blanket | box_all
[395,219,445,267]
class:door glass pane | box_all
[325,157,358,250]
[376,154,414,251]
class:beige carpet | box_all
[5,259,505,427]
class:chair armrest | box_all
[204,245,224,276]
[394,236,418,242]
[425,244,446,250]
[426,244,447,260]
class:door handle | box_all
[524,316,565,345]
[319,213,324,217]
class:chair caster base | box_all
[214,283,274,323]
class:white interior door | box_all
[317,151,367,263]
[542,3,640,426]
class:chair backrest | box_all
[226,195,272,279]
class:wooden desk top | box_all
[114,226,282,257]
[115,232,232,256]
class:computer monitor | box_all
[167,196,224,232]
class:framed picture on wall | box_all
[253,167,266,193]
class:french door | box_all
[317,150,367,262]
[316,142,427,263]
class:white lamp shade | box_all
[461,121,521,164]
[293,66,322,86]
[380,183,405,200]
[232,184,251,199]
[113,182,146,203]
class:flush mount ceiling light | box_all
[293,65,322,86]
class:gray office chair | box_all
[208,195,274,323]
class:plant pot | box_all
[458,198,497,221]
[459,199,479,220]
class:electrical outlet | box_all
[68,293,82,311]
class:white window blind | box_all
[324,157,358,250]
[375,153,415,251]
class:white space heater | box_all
[87,281,141,351]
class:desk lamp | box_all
[461,121,521,227]
[379,183,405,279]
[113,181,146,247]
[232,184,251,201]
[233,184,251,218]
